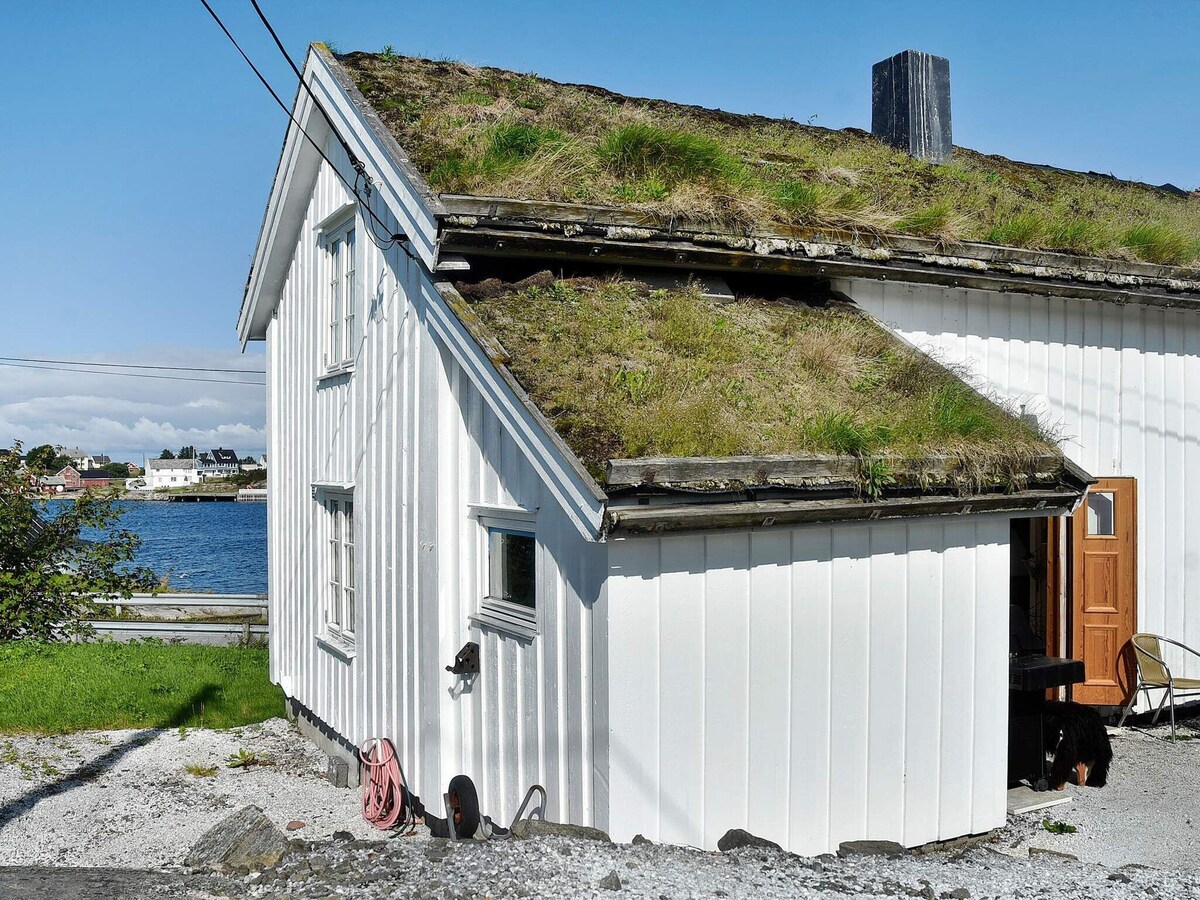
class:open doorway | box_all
[1008,479,1139,709]
[1009,517,1058,658]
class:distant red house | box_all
[55,466,82,491]
[78,469,111,489]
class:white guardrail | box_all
[88,592,268,645]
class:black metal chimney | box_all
[872,50,952,164]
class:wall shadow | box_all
[0,684,222,829]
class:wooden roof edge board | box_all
[433,281,609,505]
[606,488,1084,535]
[605,453,1065,489]
[437,195,1200,283]
[1061,456,1099,489]
[440,227,1200,309]
[319,45,446,216]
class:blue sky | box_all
[1,0,1197,461]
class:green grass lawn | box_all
[0,640,285,733]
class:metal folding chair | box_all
[1118,633,1200,741]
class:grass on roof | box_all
[459,274,1055,483]
[341,52,1200,267]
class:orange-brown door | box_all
[1070,478,1137,705]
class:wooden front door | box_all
[1070,478,1137,705]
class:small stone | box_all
[717,829,782,853]
[942,890,970,900]
[1029,847,1079,861]
[286,820,305,832]
[837,840,907,858]
[599,870,622,891]
[625,861,638,869]
[1108,873,1132,883]
[425,841,452,862]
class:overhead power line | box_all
[198,0,417,258]
[0,355,265,375]
[0,362,265,387]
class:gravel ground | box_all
[177,831,1200,900]
[0,718,375,868]
[1002,718,1200,869]
[4,717,1200,898]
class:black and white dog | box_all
[1043,701,1113,789]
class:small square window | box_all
[470,507,538,638]
[1087,491,1115,536]
[488,528,536,609]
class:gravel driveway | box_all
[1001,720,1200,869]
[0,718,374,868]
[2,717,1200,898]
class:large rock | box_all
[510,819,611,842]
[185,805,289,871]
[717,828,782,852]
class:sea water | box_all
[52,500,268,594]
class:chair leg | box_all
[1152,689,1170,725]
[1118,684,1142,727]
[1169,686,1177,742]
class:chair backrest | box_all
[1132,633,1170,685]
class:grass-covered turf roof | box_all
[339,51,1200,268]
[456,273,1057,483]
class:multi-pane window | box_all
[325,219,357,368]
[324,494,355,640]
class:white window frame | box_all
[316,485,356,654]
[319,209,358,374]
[468,504,539,639]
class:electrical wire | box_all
[0,355,265,375]
[0,361,264,386]
[199,0,418,258]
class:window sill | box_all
[316,632,356,661]
[317,362,354,385]
[470,597,538,641]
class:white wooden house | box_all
[237,46,1199,854]
[144,457,200,490]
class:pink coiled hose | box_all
[358,737,413,830]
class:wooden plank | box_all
[865,523,907,839]
[746,529,793,845]
[827,527,871,847]
[901,522,944,846]
[437,194,1197,282]
[701,532,750,848]
[607,489,1084,534]
[789,527,833,854]
[605,454,1064,489]
[440,227,1200,309]
[656,534,708,847]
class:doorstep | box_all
[1007,785,1072,816]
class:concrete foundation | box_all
[285,697,361,788]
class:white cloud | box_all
[0,346,266,462]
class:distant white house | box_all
[197,447,241,481]
[145,458,200,490]
[55,447,94,471]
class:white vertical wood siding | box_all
[434,344,607,827]
[268,143,604,824]
[604,517,1010,855]
[843,278,1200,679]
